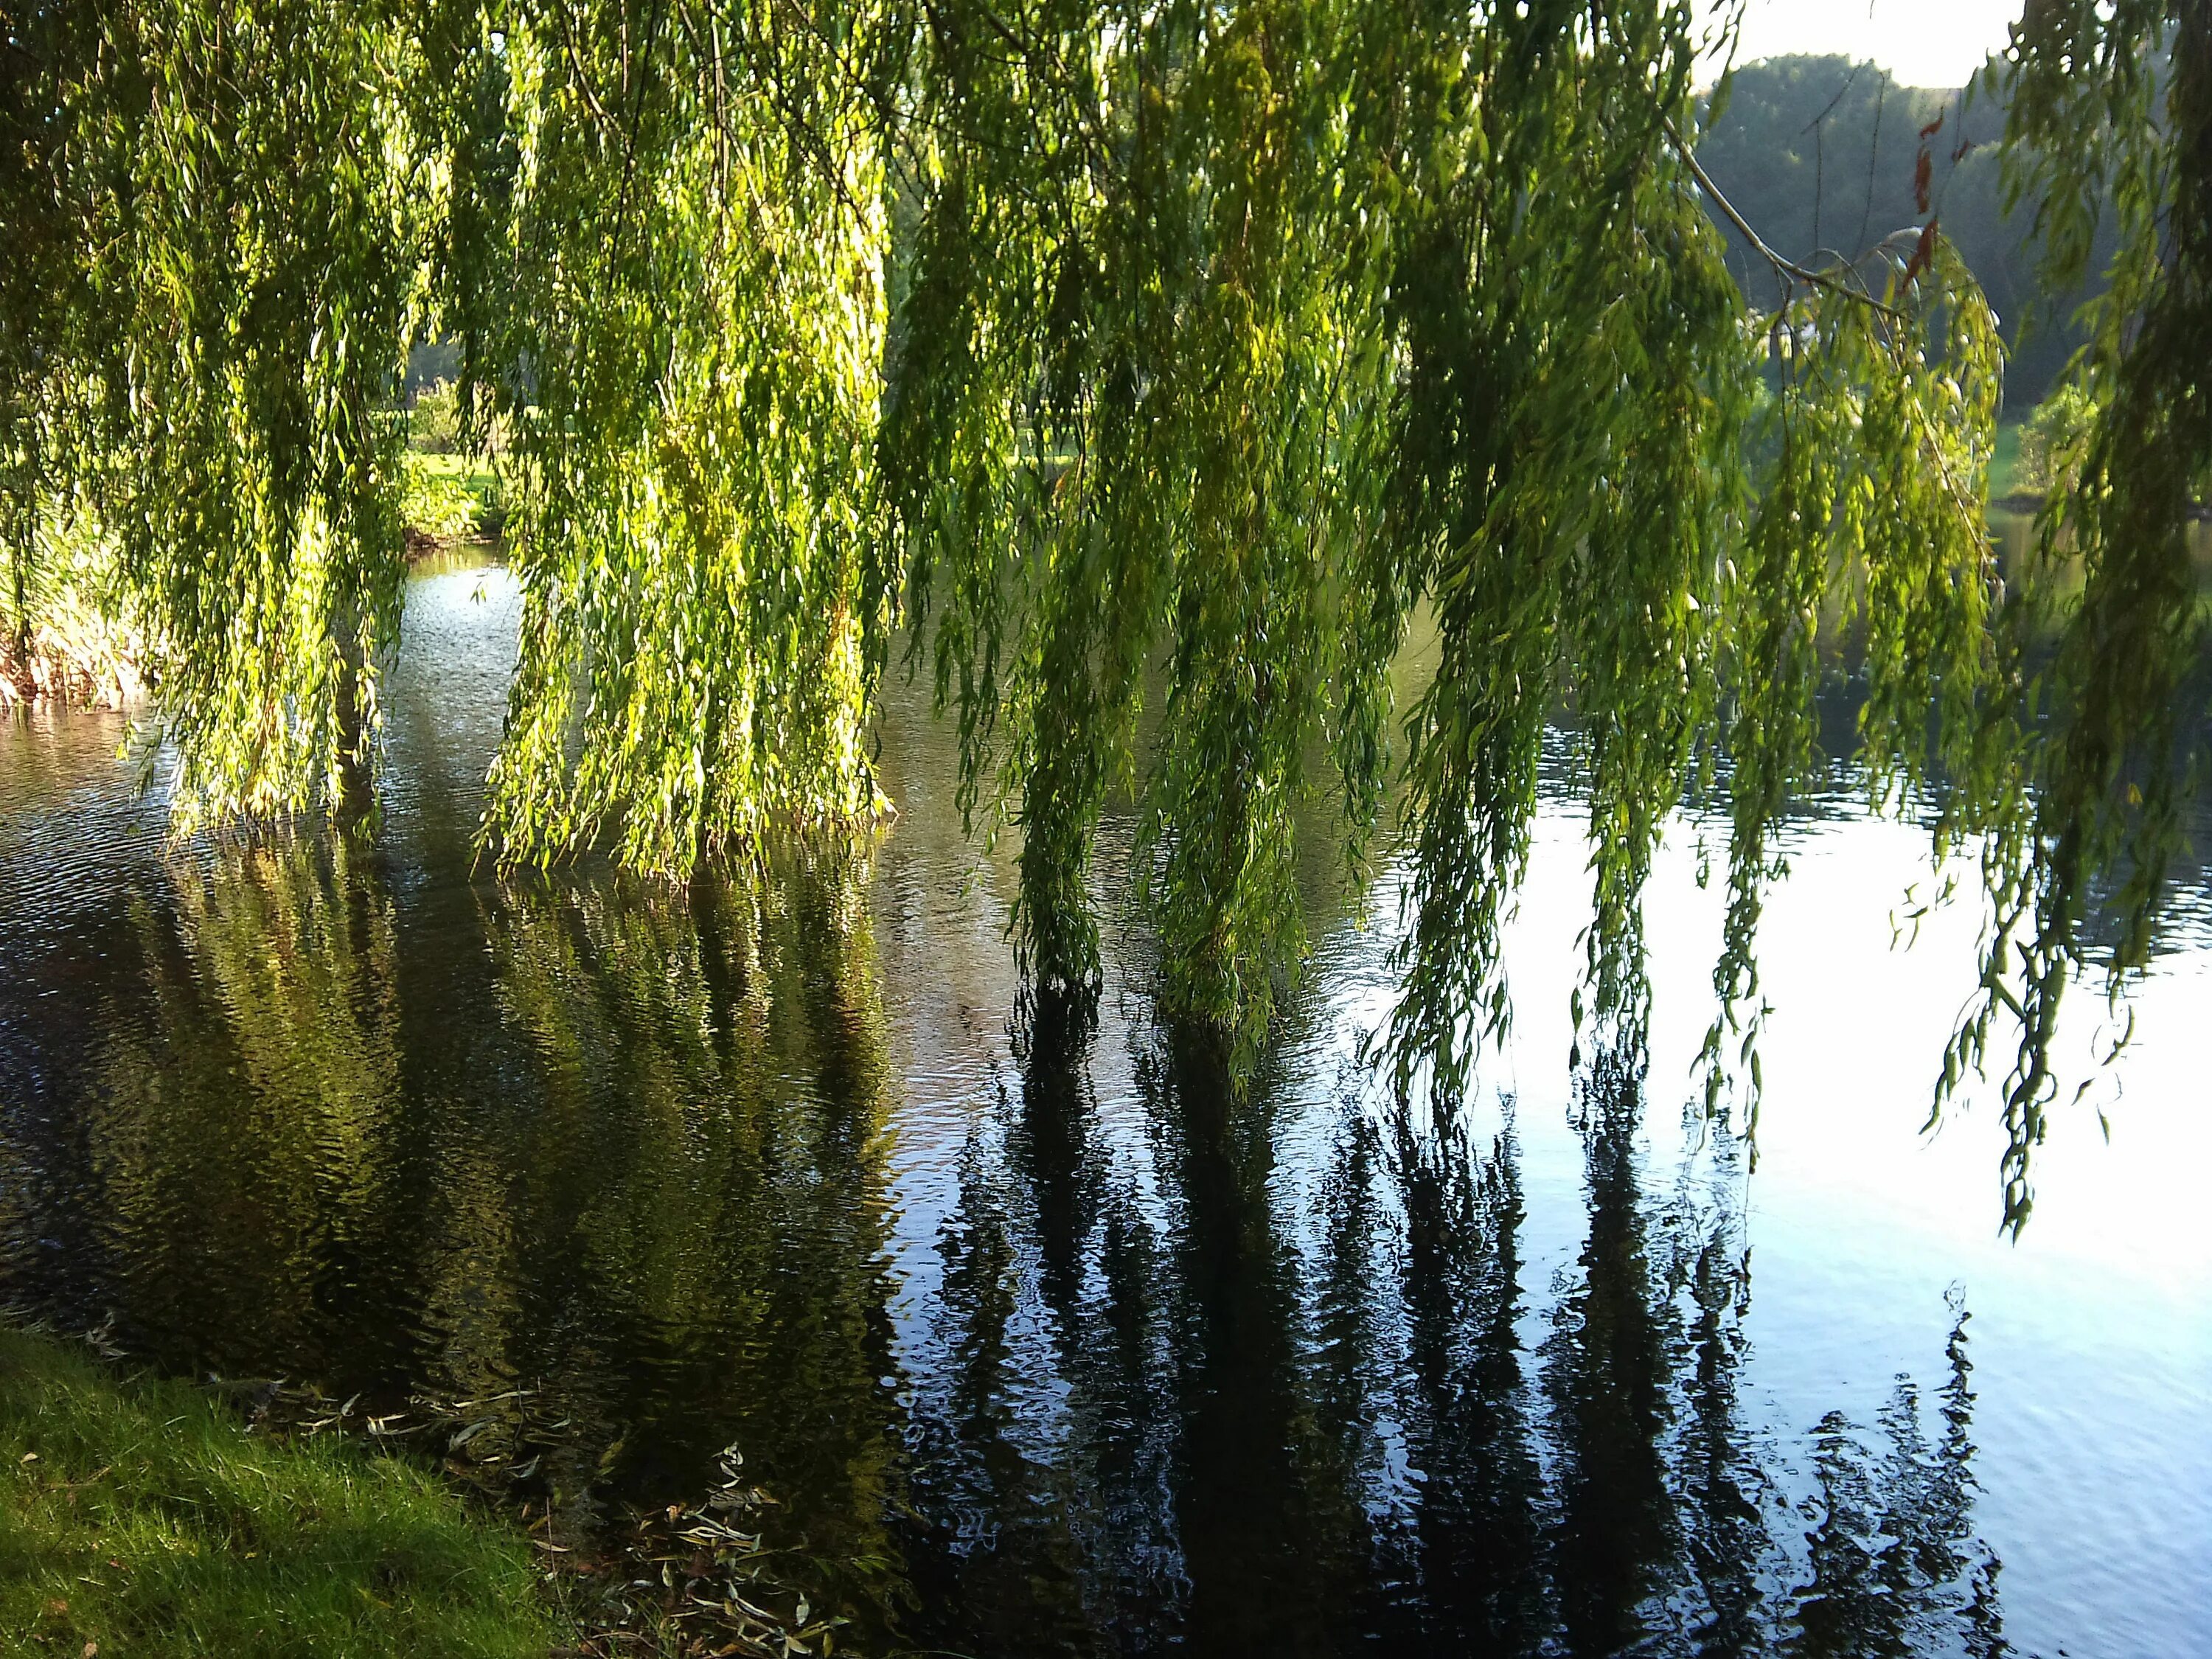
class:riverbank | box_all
[2,456,501,710]
[403,450,507,552]
[0,588,145,711]
[0,1324,563,1658]
[0,1324,840,1658]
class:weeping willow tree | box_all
[2,0,2205,1228]
[1,0,434,821]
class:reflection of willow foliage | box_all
[1787,1303,2006,1659]
[479,846,908,1610]
[4,2,2207,1217]
[86,838,406,1370]
[53,832,909,1627]
[898,1016,2014,1652]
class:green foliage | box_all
[1,0,2205,1225]
[1700,239,2003,1138]
[2014,384,2096,498]
[400,451,481,542]
[0,500,145,707]
[881,0,1404,1023]
[881,0,1999,1117]
[1,0,434,832]
[0,1324,560,1658]
[404,450,509,538]
[1947,0,2212,1231]
[408,377,466,454]
[460,1,898,874]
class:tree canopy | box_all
[1,0,2206,1228]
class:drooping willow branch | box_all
[0,0,2203,1233]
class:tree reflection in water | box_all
[1,833,915,1633]
[896,1001,2014,1658]
[0,831,2016,1656]
[1786,1300,2008,1659]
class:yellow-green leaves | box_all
[477,2,893,872]
[4,0,2204,1231]
[5,0,434,827]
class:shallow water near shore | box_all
[1,557,2208,1657]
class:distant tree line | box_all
[1698,53,2116,411]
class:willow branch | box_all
[1664,116,1907,323]
[555,4,614,128]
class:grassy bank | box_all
[0,1326,563,1658]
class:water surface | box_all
[1,559,2207,1657]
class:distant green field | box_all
[406,450,501,506]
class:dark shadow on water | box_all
[1784,1296,2009,1659]
[1387,1105,1548,1653]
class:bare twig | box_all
[1664,116,1908,323]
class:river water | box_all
[1,557,2206,1657]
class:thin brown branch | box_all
[1664,116,1908,323]
[555,4,615,128]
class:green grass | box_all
[0,1326,563,1658]
[405,449,501,501]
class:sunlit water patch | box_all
[1,561,2207,1656]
